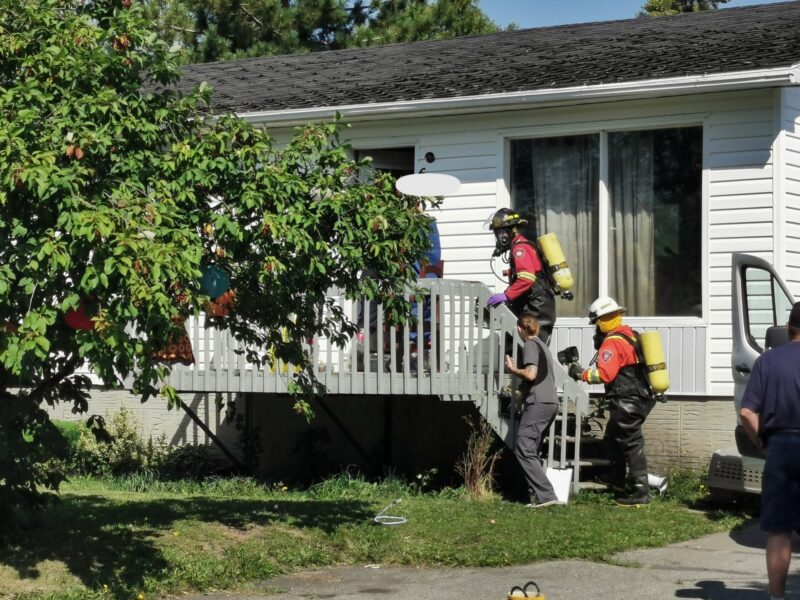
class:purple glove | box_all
[486,293,508,307]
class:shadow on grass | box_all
[0,493,373,593]
[682,492,760,524]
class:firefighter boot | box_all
[616,474,650,506]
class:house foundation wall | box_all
[246,394,477,484]
[643,395,737,472]
[47,390,736,479]
[46,388,242,451]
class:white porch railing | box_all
[143,278,590,488]
[158,279,503,398]
[67,279,592,489]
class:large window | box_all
[510,126,702,318]
[510,135,599,317]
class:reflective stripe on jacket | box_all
[582,324,650,397]
[505,234,544,301]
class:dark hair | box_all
[517,312,540,337]
[789,302,800,339]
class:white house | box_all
[61,2,800,477]
[176,1,800,397]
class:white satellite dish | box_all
[395,173,461,197]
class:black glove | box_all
[567,362,584,381]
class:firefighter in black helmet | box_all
[486,208,557,343]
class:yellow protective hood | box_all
[597,313,622,333]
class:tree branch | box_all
[170,25,198,35]
[25,353,82,406]
[240,5,263,28]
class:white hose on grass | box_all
[373,498,406,526]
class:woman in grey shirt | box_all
[505,312,559,507]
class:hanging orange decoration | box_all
[153,317,195,365]
[205,289,236,318]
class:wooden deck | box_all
[84,278,615,491]
[143,278,706,398]
[156,279,504,400]
[131,280,589,478]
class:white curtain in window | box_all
[608,132,656,315]
[524,137,599,317]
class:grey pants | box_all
[515,401,559,503]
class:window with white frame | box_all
[510,126,702,319]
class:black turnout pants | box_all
[604,393,656,484]
[509,287,556,344]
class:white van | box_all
[707,253,796,497]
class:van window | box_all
[743,266,794,352]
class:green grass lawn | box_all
[0,473,749,600]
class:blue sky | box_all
[477,0,789,29]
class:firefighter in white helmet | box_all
[565,296,656,505]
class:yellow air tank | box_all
[537,232,574,292]
[640,330,669,394]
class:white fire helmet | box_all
[588,296,626,324]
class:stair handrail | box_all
[484,298,591,494]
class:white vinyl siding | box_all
[706,96,777,395]
[266,88,784,397]
[781,87,800,297]
[339,124,501,279]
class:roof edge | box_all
[236,66,797,126]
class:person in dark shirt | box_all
[740,301,800,600]
[356,215,441,371]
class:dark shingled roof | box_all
[176,1,800,114]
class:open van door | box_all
[731,253,795,456]
[708,253,795,495]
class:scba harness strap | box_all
[603,331,653,399]
[510,239,557,296]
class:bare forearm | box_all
[505,356,537,381]
[514,367,536,382]
[740,407,761,446]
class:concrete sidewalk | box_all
[184,521,800,599]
